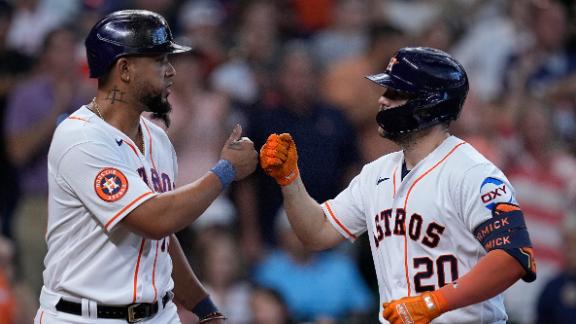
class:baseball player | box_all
[35,10,257,324]
[260,47,537,323]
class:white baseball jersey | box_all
[43,105,177,306]
[321,135,516,324]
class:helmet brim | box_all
[166,41,192,54]
[365,73,417,94]
[120,41,192,57]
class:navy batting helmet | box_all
[366,47,468,137]
[85,10,191,78]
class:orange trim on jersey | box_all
[142,120,157,170]
[104,191,154,230]
[67,116,88,122]
[402,141,466,296]
[133,238,146,302]
[124,141,140,157]
[324,201,357,240]
[40,310,44,324]
[392,166,398,198]
[152,241,160,302]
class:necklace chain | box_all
[90,97,145,154]
[91,97,104,120]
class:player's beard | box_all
[379,124,431,149]
[380,129,415,147]
[138,87,172,128]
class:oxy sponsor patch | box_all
[479,177,514,210]
[94,168,128,202]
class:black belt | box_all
[55,291,173,323]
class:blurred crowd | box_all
[1,0,576,323]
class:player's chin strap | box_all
[473,202,537,282]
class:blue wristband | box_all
[192,296,219,319]
[210,159,235,188]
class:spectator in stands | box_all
[451,97,510,169]
[504,97,576,323]
[452,0,531,102]
[321,23,408,162]
[211,0,281,107]
[417,12,462,52]
[166,48,233,191]
[0,235,37,324]
[177,226,252,324]
[536,211,576,323]
[235,41,359,261]
[178,0,227,74]
[0,0,32,238]
[0,1,575,322]
[311,0,370,68]
[199,227,253,324]
[253,210,373,322]
[4,26,92,296]
[5,0,64,56]
[0,235,16,324]
[504,0,576,96]
[539,72,576,155]
[250,285,294,324]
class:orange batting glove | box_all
[383,291,447,324]
[259,133,299,186]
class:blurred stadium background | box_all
[1,0,576,323]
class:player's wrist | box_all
[192,295,227,323]
[428,290,449,314]
[275,166,299,186]
[210,159,236,188]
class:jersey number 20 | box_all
[413,255,459,292]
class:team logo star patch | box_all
[94,168,129,202]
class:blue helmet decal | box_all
[480,177,515,210]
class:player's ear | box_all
[116,57,131,82]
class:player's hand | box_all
[260,133,299,186]
[220,124,258,180]
[383,292,445,324]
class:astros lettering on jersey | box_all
[43,105,177,305]
[321,136,517,323]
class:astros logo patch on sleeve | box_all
[94,168,129,202]
[479,177,515,210]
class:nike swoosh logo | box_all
[116,139,123,146]
[376,177,390,185]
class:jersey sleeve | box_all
[321,172,367,242]
[457,163,518,231]
[55,141,157,231]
